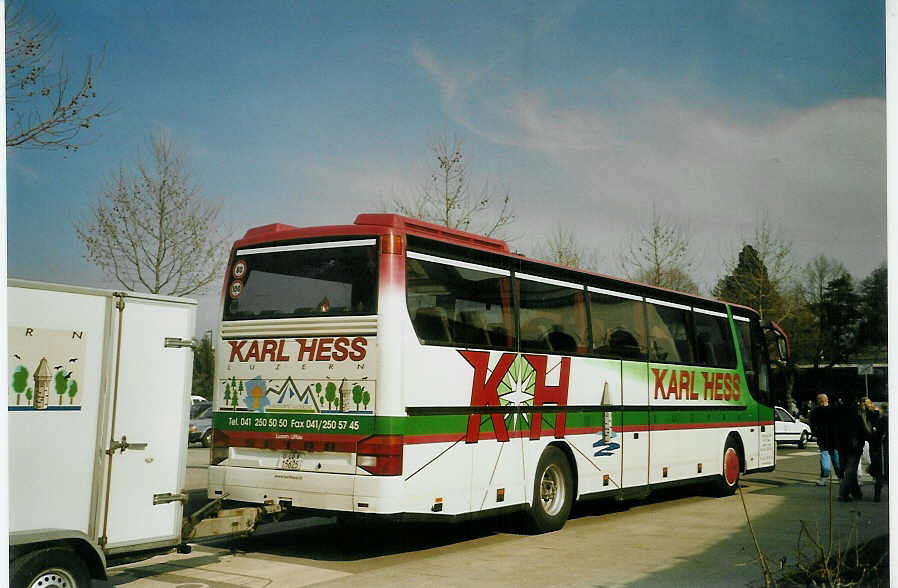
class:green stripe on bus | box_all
[213,404,773,436]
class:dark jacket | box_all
[810,405,837,450]
[835,403,872,454]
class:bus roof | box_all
[232,214,759,318]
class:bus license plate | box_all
[278,453,303,471]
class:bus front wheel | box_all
[527,446,573,533]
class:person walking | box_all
[864,398,888,502]
[810,393,839,486]
[836,394,872,502]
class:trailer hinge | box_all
[165,337,198,350]
[154,492,188,505]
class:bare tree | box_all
[6,1,110,150]
[391,133,515,238]
[76,131,229,296]
[619,205,698,293]
[800,255,849,367]
[802,255,848,310]
[534,225,600,271]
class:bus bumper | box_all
[208,465,405,514]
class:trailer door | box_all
[99,294,196,552]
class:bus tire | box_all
[714,437,742,496]
[11,545,91,588]
[527,446,573,533]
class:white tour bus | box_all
[209,214,786,532]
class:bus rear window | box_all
[224,240,378,320]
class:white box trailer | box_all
[8,280,197,587]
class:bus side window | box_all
[406,254,514,350]
[646,303,693,364]
[589,292,646,360]
[693,311,737,368]
[517,277,586,354]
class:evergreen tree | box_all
[819,273,861,366]
[713,245,782,318]
[857,263,886,349]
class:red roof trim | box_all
[354,213,510,253]
[233,213,510,254]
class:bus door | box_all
[734,315,776,470]
[585,288,647,494]
[620,360,649,491]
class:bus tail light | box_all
[356,435,403,476]
[210,429,229,465]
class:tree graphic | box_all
[26,387,33,404]
[362,389,371,410]
[67,379,78,404]
[55,371,68,405]
[316,382,323,407]
[325,382,337,410]
[12,365,29,405]
[230,382,240,409]
[352,385,363,411]
[224,381,232,409]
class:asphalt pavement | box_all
[108,445,889,587]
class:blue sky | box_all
[6,1,886,333]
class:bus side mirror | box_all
[760,319,789,363]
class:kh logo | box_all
[460,351,570,443]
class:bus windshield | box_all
[223,239,378,320]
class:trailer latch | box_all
[165,337,198,350]
[154,492,188,505]
[106,435,147,455]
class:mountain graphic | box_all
[295,384,321,411]
[275,376,301,403]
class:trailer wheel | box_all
[11,545,90,588]
[527,446,573,533]
[713,437,742,496]
[202,429,213,448]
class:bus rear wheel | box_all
[527,446,573,533]
[714,438,742,496]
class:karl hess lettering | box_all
[228,337,368,363]
[651,368,741,401]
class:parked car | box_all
[190,400,210,418]
[774,405,811,448]
[189,403,213,447]
[191,394,208,404]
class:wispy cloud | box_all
[412,34,885,283]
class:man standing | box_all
[810,393,839,486]
[836,395,872,502]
